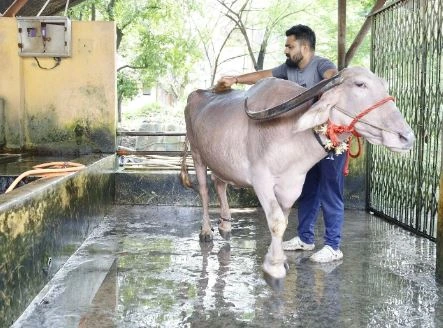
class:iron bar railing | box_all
[368,0,442,240]
[116,130,187,157]
[117,131,186,137]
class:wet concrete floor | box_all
[13,205,443,328]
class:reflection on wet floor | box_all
[14,205,443,327]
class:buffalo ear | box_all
[292,90,339,133]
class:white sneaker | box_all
[310,245,343,263]
[282,236,315,251]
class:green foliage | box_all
[123,102,162,121]
[122,101,184,127]
[268,0,375,68]
[67,0,100,20]
[117,70,138,101]
[195,0,376,84]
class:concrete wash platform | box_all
[13,205,442,328]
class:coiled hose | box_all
[4,161,85,194]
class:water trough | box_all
[0,154,114,327]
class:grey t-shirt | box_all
[271,56,336,88]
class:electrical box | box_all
[17,16,72,57]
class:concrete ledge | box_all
[113,149,366,209]
[114,170,260,207]
[114,168,365,209]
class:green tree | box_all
[198,0,383,82]
[217,0,308,71]
[194,0,309,85]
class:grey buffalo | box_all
[180,67,415,281]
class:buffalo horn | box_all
[245,72,343,120]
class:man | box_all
[217,24,344,263]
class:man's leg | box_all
[282,162,321,251]
[319,153,346,250]
[309,154,346,263]
[297,162,322,245]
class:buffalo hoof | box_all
[199,225,214,242]
[263,271,285,292]
[218,227,231,240]
[262,251,288,287]
[262,261,287,280]
[199,231,213,242]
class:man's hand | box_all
[214,76,237,93]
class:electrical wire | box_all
[34,57,61,70]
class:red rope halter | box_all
[326,96,395,176]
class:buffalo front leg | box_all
[212,175,232,240]
[254,185,288,280]
[193,157,213,242]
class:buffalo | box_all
[180,67,415,282]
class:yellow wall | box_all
[0,18,116,154]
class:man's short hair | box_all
[286,24,316,50]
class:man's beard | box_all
[285,54,302,68]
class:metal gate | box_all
[368,0,442,240]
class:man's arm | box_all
[323,68,339,79]
[217,69,273,88]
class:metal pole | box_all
[64,0,70,16]
[37,0,51,16]
[337,0,346,70]
[0,98,5,148]
[437,123,443,283]
[2,0,29,17]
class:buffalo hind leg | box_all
[254,185,288,280]
[212,175,232,240]
[193,154,213,242]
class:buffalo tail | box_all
[180,136,193,188]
